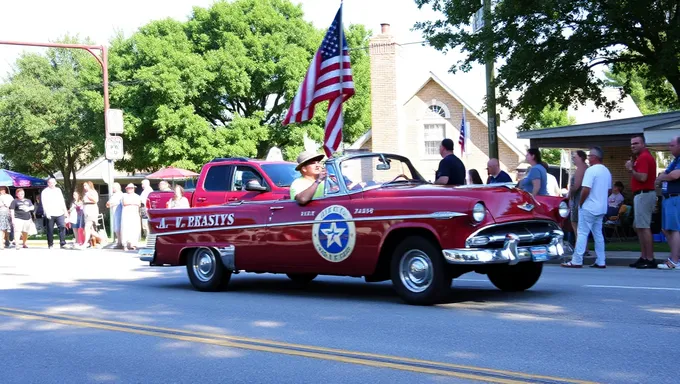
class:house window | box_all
[427,105,446,118]
[424,124,445,156]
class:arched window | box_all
[423,100,450,156]
[424,100,451,119]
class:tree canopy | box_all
[414,0,680,131]
[110,0,371,171]
[0,37,103,197]
[530,104,576,165]
[605,64,676,115]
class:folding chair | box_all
[97,213,106,238]
[604,205,630,242]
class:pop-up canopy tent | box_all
[0,170,47,188]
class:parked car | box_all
[146,158,298,209]
[140,152,569,305]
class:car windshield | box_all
[261,163,298,187]
[338,154,424,191]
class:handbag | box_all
[69,209,78,225]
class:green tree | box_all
[530,104,576,165]
[0,38,104,198]
[414,0,680,130]
[110,0,372,171]
[604,64,676,115]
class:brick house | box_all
[349,24,526,182]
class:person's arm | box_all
[579,187,591,207]
[628,157,650,182]
[531,179,541,195]
[570,167,585,192]
[434,159,451,185]
[579,168,594,206]
[657,169,680,182]
[9,200,16,222]
[295,180,323,205]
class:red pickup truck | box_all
[147,158,298,209]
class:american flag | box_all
[282,4,355,157]
[458,108,467,156]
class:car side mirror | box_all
[245,180,268,192]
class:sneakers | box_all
[658,259,680,270]
[636,259,658,269]
[630,257,645,268]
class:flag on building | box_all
[458,108,468,156]
[282,4,355,157]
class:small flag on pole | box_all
[458,108,468,156]
[282,3,355,157]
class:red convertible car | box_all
[140,153,569,305]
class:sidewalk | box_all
[10,239,144,251]
[548,251,671,267]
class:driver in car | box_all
[290,151,327,205]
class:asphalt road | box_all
[1,248,678,384]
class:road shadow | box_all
[149,272,558,306]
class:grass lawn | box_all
[587,241,671,253]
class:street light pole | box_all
[0,40,116,241]
[483,0,499,160]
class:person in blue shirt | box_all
[519,148,548,196]
[486,158,512,184]
[656,136,680,270]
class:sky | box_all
[0,0,488,111]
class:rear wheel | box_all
[286,273,318,284]
[390,236,450,305]
[186,247,231,291]
[487,262,543,292]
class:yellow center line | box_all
[0,306,598,384]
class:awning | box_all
[517,111,680,148]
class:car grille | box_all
[146,234,157,249]
[466,221,560,248]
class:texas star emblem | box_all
[312,205,357,263]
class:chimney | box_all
[369,24,402,154]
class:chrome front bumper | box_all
[442,230,565,265]
[139,248,155,263]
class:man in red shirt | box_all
[626,134,658,269]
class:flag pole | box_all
[338,0,344,157]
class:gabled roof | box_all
[403,72,527,157]
[54,156,150,181]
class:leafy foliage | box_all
[110,0,372,170]
[414,0,680,131]
[529,104,575,165]
[0,37,103,197]
[605,64,677,115]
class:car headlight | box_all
[472,202,486,223]
[558,201,569,218]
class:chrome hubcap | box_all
[193,249,216,283]
[399,250,434,293]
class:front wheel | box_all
[390,236,451,305]
[487,262,543,292]
[186,247,231,291]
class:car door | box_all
[226,165,270,203]
[265,167,366,274]
[195,164,232,207]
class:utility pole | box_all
[483,0,499,159]
[0,40,116,240]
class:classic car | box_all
[139,152,569,305]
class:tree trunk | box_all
[667,73,680,107]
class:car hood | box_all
[361,183,556,223]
